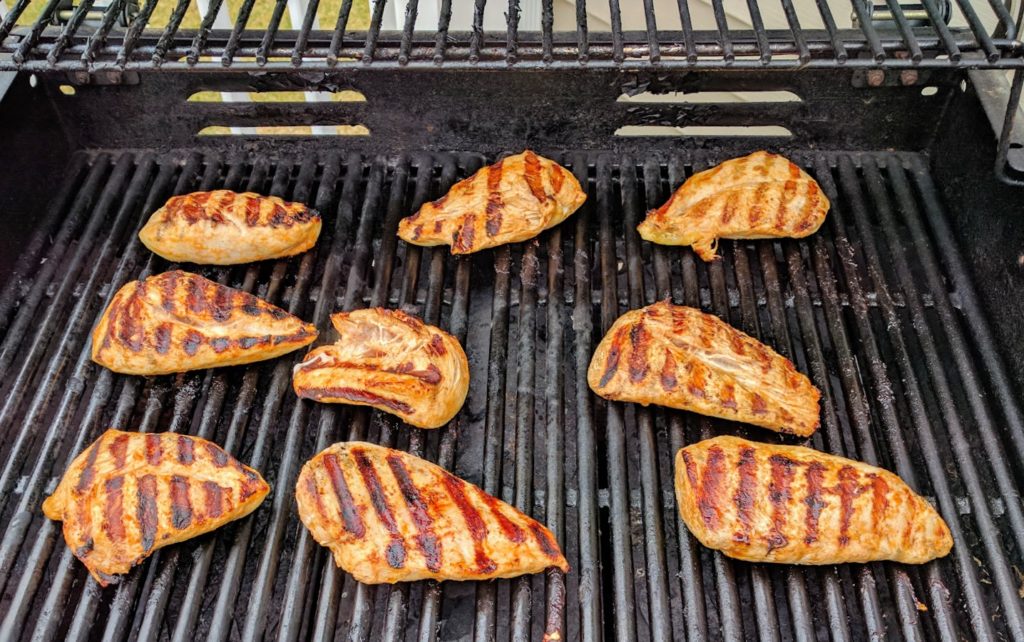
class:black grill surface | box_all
[0,149,1022,642]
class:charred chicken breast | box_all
[675,436,953,564]
[588,301,820,436]
[638,151,829,261]
[91,270,317,375]
[293,308,468,429]
[396,150,586,254]
[42,429,269,585]
[139,190,322,264]
[295,442,569,583]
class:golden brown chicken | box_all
[42,429,269,585]
[675,436,952,564]
[396,150,586,254]
[588,301,820,436]
[293,308,468,429]
[139,190,322,264]
[638,151,829,261]
[295,442,568,583]
[91,270,317,375]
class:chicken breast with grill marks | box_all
[91,270,317,375]
[295,442,568,584]
[139,190,322,264]
[43,429,269,585]
[293,308,468,429]
[675,436,953,564]
[638,151,829,261]
[588,301,820,436]
[397,151,586,254]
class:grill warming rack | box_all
[0,150,1021,641]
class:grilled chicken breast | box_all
[139,190,321,264]
[638,151,829,261]
[293,308,468,429]
[396,151,586,254]
[91,270,317,375]
[295,442,568,583]
[588,301,820,436]
[675,436,952,564]
[42,429,269,585]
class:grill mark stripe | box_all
[867,473,890,527]
[178,435,194,465]
[297,386,414,415]
[748,182,769,226]
[305,475,329,521]
[767,455,798,552]
[75,442,102,492]
[323,454,365,537]
[598,326,627,388]
[440,473,496,574]
[485,159,504,236]
[551,164,566,193]
[627,319,649,383]
[836,466,860,547]
[182,329,203,356]
[161,272,179,312]
[170,475,193,530]
[145,433,162,466]
[684,446,726,530]
[454,215,476,253]
[137,474,159,552]
[660,348,677,391]
[775,180,797,230]
[245,196,261,226]
[386,454,442,572]
[109,433,130,470]
[154,323,172,354]
[211,283,232,322]
[351,449,406,569]
[529,523,561,560]
[204,442,229,467]
[523,151,550,205]
[796,181,822,232]
[203,481,223,519]
[804,462,827,545]
[103,476,126,542]
[480,491,525,542]
[118,290,145,352]
[733,448,756,544]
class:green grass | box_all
[18,0,370,32]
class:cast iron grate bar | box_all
[1,0,1024,70]
[0,149,1023,641]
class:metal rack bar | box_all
[609,0,624,63]
[188,0,226,65]
[291,0,321,65]
[81,0,124,64]
[45,0,95,65]
[507,0,520,64]
[709,0,734,63]
[469,0,486,62]
[675,0,697,62]
[953,0,1000,61]
[399,0,418,64]
[575,0,588,62]
[921,0,962,61]
[363,0,387,63]
[641,0,660,63]
[326,0,355,65]
[541,0,553,62]
[850,0,887,62]
[0,0,30,43]
[779,0,811,64]
[884,0,924,62]
[744,0,771,64]
[257,0,290,65]
[115,0,158,67]
[153,0,191,65]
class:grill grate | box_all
[0,149,1022,641]
[0,0,1023,71]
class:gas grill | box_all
[1,1,1024,640]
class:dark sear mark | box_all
[440,473,497,574]
[751,393,768,415]
[803,461,827,545]
[480,491,525,543]
[551,164,566,193]
[682,446,726,530]
[177,435,194,465]
[529,523,561,560]
[160,272,179,311]
[242,302,262,316]
[427,334,447,357]
[323,453,365,537]
[298,386,414,415]
[182,330,203,356]
[386,454,442,572]
[628,320,649,383]
[598,326,626,388]
[205,442,228,467]
[244,196,261,226]
[75,537,94,559]
[485,159,504,236]
[203,481,223,519]
[211,283,232,322]
[766,455,798,552]
[209,337,230,353]
[835,466,864,547]
[145,433,162,466]
[170,475,193,530]
[117,293,145,352]
[660,348,677,391]
[186,278,208,316]
[453,216,476,253]
[523,151,550,205]
[733,447,757,544]
[351,449,406,569]
[305,475,328,520]
[103,476,126,542]
[154,323,172,354]
[76,442,101,492]
[866,473,890,527]
[109,433,131,470]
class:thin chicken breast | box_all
[588,301,820,436]
[295,442,569,583]
[675,436,953,564]
[43,429,270,585]
[91,270,317,375]
[293,308,468,429]
[396,150,586,254]
[139,190,321,264]
[638,151,829,261]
